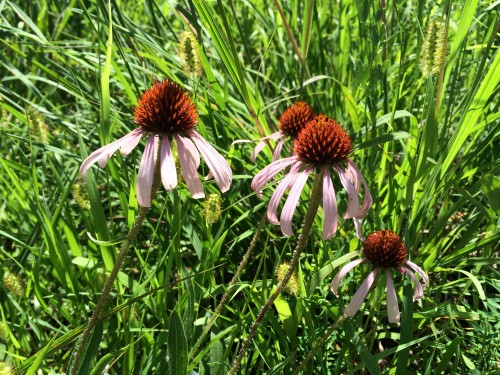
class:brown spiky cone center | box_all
[279,101,315,138]
[363,230,408,268]
[133,80,198,134]
[293,115,352,165]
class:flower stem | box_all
[292,315,346,375]
[189,212,267,361]
[228,169,324,375]
[70,140,162,375]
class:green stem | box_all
[228,170,324,375]
[70,140,162,375]
[292,315,346,375]
[189,212,267,361]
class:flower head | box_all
[251,115,371,239]
[330,230,428,323]
[80,80,231,207]
[178,31,202,77]
[251,101,315,162]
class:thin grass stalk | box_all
[189,212,267,360]
[228,170,324,375]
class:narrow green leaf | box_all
[168,311,188,375]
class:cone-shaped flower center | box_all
[293,115,351,165]
[279,101,315,138]
[363,230,408,268]
[133,80,198,134]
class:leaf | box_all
[481,174,500,214]
[168,311,188,375]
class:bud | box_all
[276,262,300,296]
[179,31,202,78]
[3,272,24,297]
[419,17,447,77]
[72,180,91,210]
[27,107,50,143]
[203,193,222,224]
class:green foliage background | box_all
[0,0,498,373]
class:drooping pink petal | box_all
[251,156,300,198]
[189,130,232,193]
[347,159,373,216]
[405,260,428,287]
[267,163,303,225]
[333,163,363,219]
[119,128,145,156]
[322,166,338,240]
[160,136,177,191]
[175,134,204,199]
[250,131,283,161]
[344,268,378,318]
[136,135,157,207]
[280,166,313,236]
[385,270,400,323]
[80,128,144,176]
[405,267,424,301]
[330,258,365,295]
[272,139,285,162]
[354,218,364,241]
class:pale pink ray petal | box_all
[80,129,143,176]
[344,268,378,318]
[251,156,300,198]
[354,218,364,241]
[119,128,145,156]
[330,258,365,295]
[322,166,338,240]
[386,270,400,323]
[347,159,373,216]
[280,166,313,236]
[160,136,177,191]
[405,260,428,287]
[204,171,213,181]
[136,135,157,207]
[272,139,285,162]
[405,267,424,301]
[267,163,303,225]
[175,134,204,199]
[250,131,283,161]
[189,130,232,193]
[333,163,362,219]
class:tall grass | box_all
[0,0,498,374]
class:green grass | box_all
[1,0,499,374]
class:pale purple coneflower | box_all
[251,114,372,240]
[330,230,428,323]
[251,101,315,162]
[79,80,232,207]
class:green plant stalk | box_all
[292,315,346,374]
[229,170,324,375]
[70,145,162,375]
[189,212,267,360]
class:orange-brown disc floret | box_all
[293,115,351,165]
[279,101,315,138]
[363,230,408,268]
[133,80,198,134]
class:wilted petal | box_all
[160,136,177,191]
[175,134,204,199]
[333,163,362,219]
[354,218,364,241]
[330,258,365,295]
[250,131,283,161]
[405,267,424,301]
[136,135,157,207]
[386,270,400,323]
[272,139,285,162]
[322,166,338,240]
[267,163,303,225]
[280,166,313,236]
[344,268,378,318]
[347,159,373,216]
[80,128,144,176]
[189,130,232,193]
[405,260,428,287]
[251,156,300,198]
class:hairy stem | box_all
[229,170,324,375]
